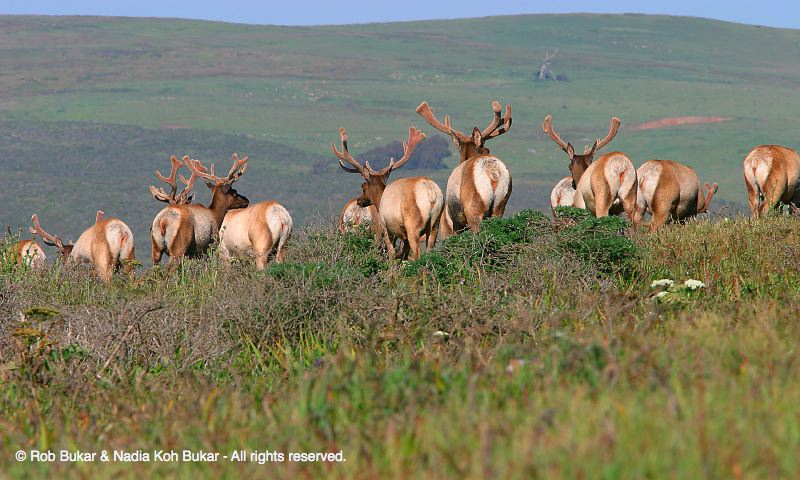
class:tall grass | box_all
[1,212,800,477]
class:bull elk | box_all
[29,211,135,282]
[634,160,718,230]
[743,145,800,218]
[332,126,443,260]
[218,200,293,269]
[150,154,249,265]
[416,100,512,238]
[541,115,637,222]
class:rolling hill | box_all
[1,14,800,255]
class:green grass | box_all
[3,213,800,477]
[2,13,800,242]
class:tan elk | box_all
[541,115,637,222]
[743,145,800,218]
[13,238,46,268]
[217,199,293,270]
[416,100,512,238]
[150,154,249,265]
[634,160,718,230]
[29,211,135,282]
[550,176,577,214]
[332,126,443,260]
[339,199,378,233]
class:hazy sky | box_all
[2,0,798,29]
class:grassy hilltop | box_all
[1,13,800,248]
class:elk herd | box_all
[10,99,798,282]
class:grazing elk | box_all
[218,200,293,270]
[550,176,577,214]
[416,100,512,238]
[150,154,249,265]
[339,199,377,233]
[332,126,443,260]
[29,212,135,282]
[634,160,718,230]
[541,115,637,222]
[13,238,46,268]
[743,145,800,218]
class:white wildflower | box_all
[684,279,706,290]
[655,291,669,299]
[432,331,449,337]
[650,279,674,288]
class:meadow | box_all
[2,12,800,478]
[2,209,800,477]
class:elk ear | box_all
[588,140,598,156]
[566,143,575,160]
[206,181,215,190]
[471,127,482,147]
[221,183,231,193]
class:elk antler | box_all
[365,126,426,176]
[416,102,470,143]
[150,155,196,204]
[541,115,570,153]
[29,214,64,249]
[185,153,249,186]
[331,127,368,178]
[95,210,104,224]
[176,158,207,204]
[595,117,621,151]
[481,101,513,140]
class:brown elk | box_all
[150,154,249,265]
[29,212,135,282]
[633,160,718,230]
[218,200,293,270]
[541,115,637,222]
[332,126,443,260]
[743,145,800,218]
[416,100,512,238]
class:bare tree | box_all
[538,49,558,81]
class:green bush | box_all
[404,210,551,284]
[558,215,638,275]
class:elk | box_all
[633,160,718,230]
[338,198,383,239]
[218,200,293,269]
[743,145,800,218]
[416,100,512,238]
[13,238,46,268]
[332,125,443,260]
[541,115,637,222]
[550,176,577,214]
[29,211,135,282]
[150,154,249,265]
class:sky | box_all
[1,0,798,29]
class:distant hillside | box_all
[1,13,799,246]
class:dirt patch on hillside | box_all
[628,116,733,131]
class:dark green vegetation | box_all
[2,13,800,248]
[3,212,800,477]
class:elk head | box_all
[29,214,73,257]
[416,100,511,163]
[184,153,250,211]
[542,115,621,188]
[149,155,199,205]
[331,126,426,209]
